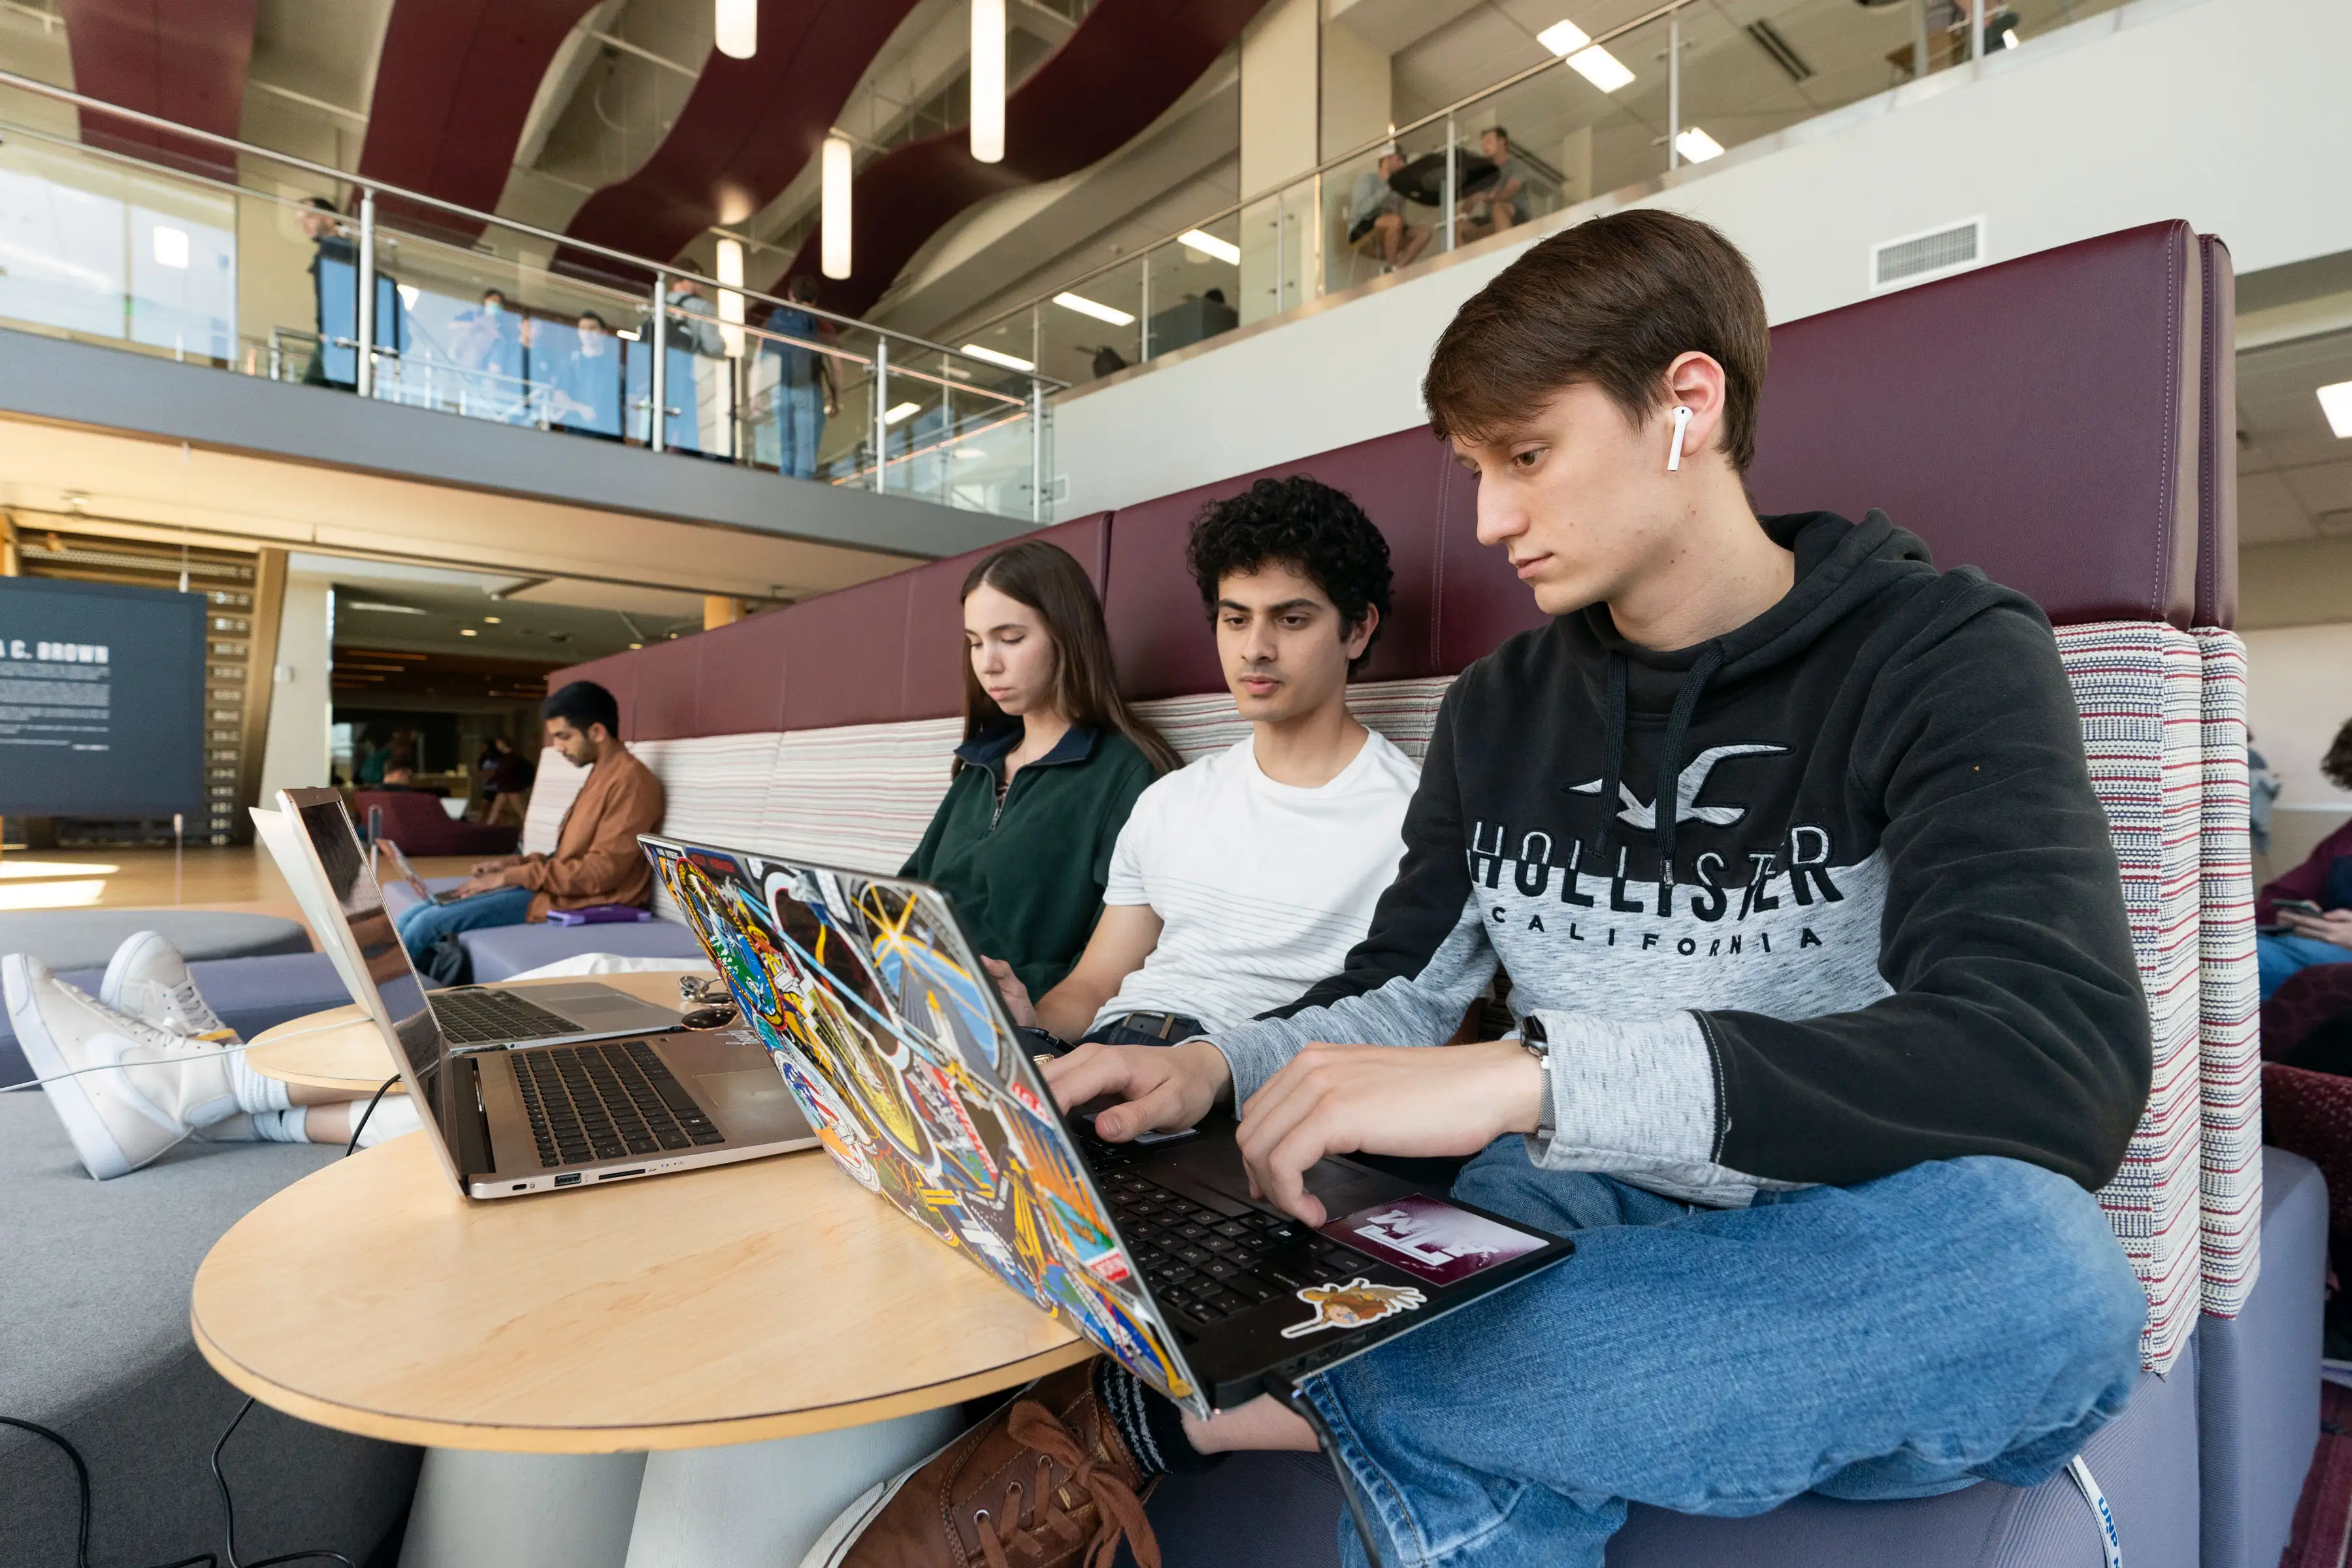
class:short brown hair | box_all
[1423,209,1769,470]
[2325,718,2352,792]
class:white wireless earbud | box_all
[1666,406,1693,472]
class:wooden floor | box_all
[0,845,480,940]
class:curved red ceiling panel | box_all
[557,0,921,285]
[59,0,259,179]
[358,0,606,237]
[777,0,1269,319]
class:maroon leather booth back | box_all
[555,221,2222,741]
[1746,220,2202,629]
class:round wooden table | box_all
[193,981,1090,1454]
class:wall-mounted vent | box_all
[1870,217,1987,292]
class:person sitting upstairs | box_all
[989,475,1417,1058]
[398,679,663,971]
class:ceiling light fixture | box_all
[1538,20,1635,91]
[1177,229,1241,266]
[883,401,921,425]
[962,342,1035,371]
[459,628,478,636]
[715,0,755,59]
[1674,127,1725,163]
[821,135,852,280]
[2001,25,2020,48]
[1053,291,1134,325]
[483,615,502,624]
[716,235,746,358]
[971,0,1005,163]
[344,599,427,615]
[2320,381,2352,439]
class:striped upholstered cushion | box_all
[2193,629,2261,1316]
[1136,677,1455,765]
[759,717,965,874]
[2057,622,2206,1375]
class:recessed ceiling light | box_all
[1674,127,1725,163]
[1567,45,1635,92]
[1537,19,1589,54]
[459,627,477,636]
[2321,381,2352,439]
[629,642,643,649]
[962,343,1035,371]
[1177,229,1241,266]
[344,599,426,614]
[1054,291,1135,326]
[883,400,921,425]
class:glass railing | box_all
[0,69,1066,525]
[969,0,2124,388]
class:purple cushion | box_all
[457,919,705,982]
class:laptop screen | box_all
[289,794,453,1117]
[645,838,1199,1408]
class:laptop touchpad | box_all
[699,1068,792,1108]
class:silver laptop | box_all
[378,838,465,906]
[293,789,683,1049]
[282,789,815,1198]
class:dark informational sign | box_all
[0,576,205,817]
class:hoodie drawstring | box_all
[1652,642,1727,905]
[1590,652,1630,860]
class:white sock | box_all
[249,1108,311,1143]
[229,1052,292,1115]
[353,1094,421,1149]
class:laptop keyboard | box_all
[1084,1139,1365,1333]
[433,988,581,1045]
[512,1040,726,1168]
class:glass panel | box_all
[1039,260,1142,386]
[1237,186,1311,327]
[659,285,740,458]
[824,325,889,490]
[742,297,849,482]
[1142,212,1240,358]
[1384,114,1459,255]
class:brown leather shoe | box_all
[803,1361,1160,1568]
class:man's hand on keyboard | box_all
[1043,1038,1229,1143]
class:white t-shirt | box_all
[1091,730,1420,1036]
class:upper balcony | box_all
[0,69,1063,555]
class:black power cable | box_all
[208,1399,353,1568]
[342,1077,400,1158]
[0,1414,216,1567]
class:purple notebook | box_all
[544,904,655,926]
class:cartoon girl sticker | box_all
[1278,1279,1429,1339]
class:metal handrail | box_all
[0,65,1070,391]
[962,0,1694,338]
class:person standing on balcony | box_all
[651,278,727,455]
[903,541,1179,1002]
[762,275,838,480]
[451,289,527,423]
[547,311,625,439]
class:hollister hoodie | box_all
[1211,510,2152,1205]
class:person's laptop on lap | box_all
[642,833,1573,1415]
[281,791,815,1198]
[378,837,466,907]
[284,789,683,1048]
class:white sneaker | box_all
[3,954,242,1180]
[101,930,233,1039]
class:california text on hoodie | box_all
[1211,510,2153,1205]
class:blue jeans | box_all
[777,381,824,479]
[2257,931,2352,1000]
[1298,1143,2146,1568]
[393,885,534,960]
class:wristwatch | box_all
[1520,1015,1558,1135]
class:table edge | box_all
[191,1301,1091,1453]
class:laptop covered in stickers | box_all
[640,833,1575,1416]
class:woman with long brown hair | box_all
[902,540,1178,998]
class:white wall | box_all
[257,574,334,800]
[1056,0,2352,515]
[2244,623,2352,879]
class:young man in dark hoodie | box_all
[809,210,2152,1568]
